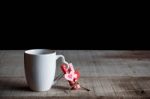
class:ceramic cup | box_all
[24,49,68,91]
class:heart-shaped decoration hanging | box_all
[64,71,78,81]
[64,73,74,81]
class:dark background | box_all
[0,32,149,50]
[1,17,149,50]
[1,20,149,50]
[1,3,149,50]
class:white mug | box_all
[24,49,69,91]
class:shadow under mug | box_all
[24,49,69,91]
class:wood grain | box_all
[0,77,150,98]
[0,50,150,98]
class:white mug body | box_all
[24,49,59,91]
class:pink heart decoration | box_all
[65,73,74,81]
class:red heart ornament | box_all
[64,72,74,81]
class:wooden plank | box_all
[0,50,24,77]
[0,77,150,98]
[120,78,137,98]
[131,77,150,98]
[111,78,127,98]
[92,78,105,96]
[99,78,116,97]
[1,50,150,77]
[1,50,150,98]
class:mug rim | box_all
[25,49,56,55]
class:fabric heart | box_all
[64,70,78,81]
[64,73,74,81]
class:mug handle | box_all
[56,55,69,67]
[53,55,69,85]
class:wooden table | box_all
[0,50,150,99]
